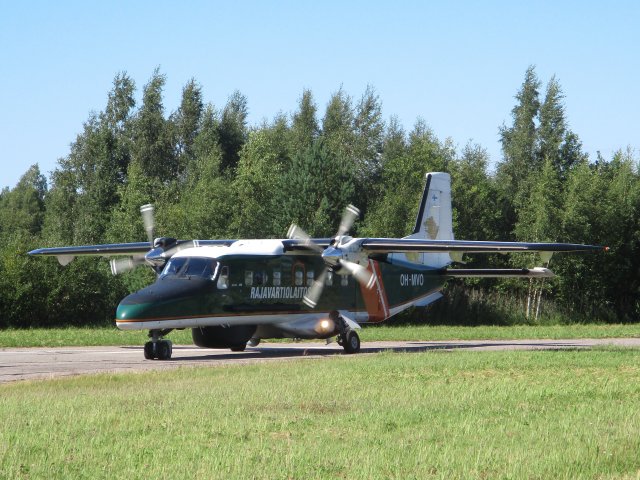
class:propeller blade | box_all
[140,204,155,246]
[287,224,323,254]
[338,260,375,290]
[303,268,329,308]
[337,204,360,237]
[109,257,144,275]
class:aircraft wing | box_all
[29,242,152,258]
[358,238,607,254]
[28,240,236,266]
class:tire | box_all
[230,344,246,352]
[144,341,155,360]
[157,340,172,360]
[343,331,360,354]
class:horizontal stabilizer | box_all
[441,267,554,278]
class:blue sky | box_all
[1,0,638,189]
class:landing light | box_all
[315,318,335,335]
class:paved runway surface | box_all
[2,338,640,384]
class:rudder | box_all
[405,172,453,267]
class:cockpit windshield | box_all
[160,257,219,280]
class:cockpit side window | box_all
[217,266,229,289]
[161,257,187,277]
[184,258,214,277]
[161,257,218,280]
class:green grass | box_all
[0,326,194,348]
[1,349,640,478]
[362,323,640,341]
[1,323,639,348]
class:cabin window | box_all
[254,271,268,286]
[293,263,305,286]
[217,266,229,289]
[273,270,281,287]
[306,270,315,287]
[325,270,333,286]
[244,270,253,287]
[341,275,349,287]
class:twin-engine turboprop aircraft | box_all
[29,173,606,359]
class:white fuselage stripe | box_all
[116,312,330,331]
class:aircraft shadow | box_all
[158,341,588,362]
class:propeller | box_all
[109,204,189,276]
[337,204,360,237]
[110,256,145,275]
[288,204,375,308]
[303,269,328,308]
[286,224,323,254]
[140,204,155,246]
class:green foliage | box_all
[230,128,288,238]
[498,65,541,189]
[290,88,319,153]
[218,90,248,172]
[0,165,46,236]
[280,139,356,237]
[1,69,638,328]
[131,68,176,181]
[321,87,355,159]
[449,143,498,242]
[362,120,451,237]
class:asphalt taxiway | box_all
[2,338,640,384]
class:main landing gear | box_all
[331,311,361,354]
[144,329,173,360]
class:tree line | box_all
[1,66,638,328]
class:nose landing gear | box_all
[144,329,173,360]
[331,311,361,354]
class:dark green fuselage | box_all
[116,252,444,332]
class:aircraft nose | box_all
[116,291,157,323]
[115,279,212,329]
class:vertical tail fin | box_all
[403,172,454,267]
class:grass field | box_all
[1,348,639,478]
[1,323,639,348]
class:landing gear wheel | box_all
[144,330,174,360]
[144,341,155,360]
[343,330,360,354]
[230,344,246,352]
[157,340,172,360]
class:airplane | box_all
[28,172,607,360]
